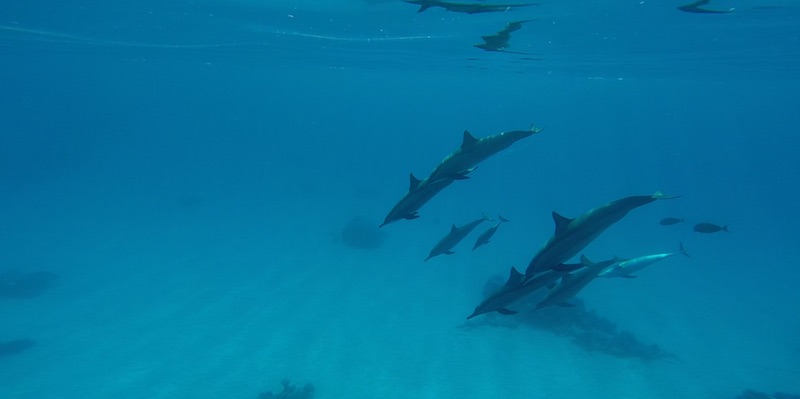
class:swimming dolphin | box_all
[534,255,618,311]
[467,264,584,319]
[380,169,474,228]
[428,125,543,182]
[380,174,454,228]
[404,0,538,14]
[598,243,690,278]
[425,215,492,261]
[474,20,536,54]
[677,0,732,13]
[472,215,510,251]
[525,192,680,278]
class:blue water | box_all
[2,1,799,398]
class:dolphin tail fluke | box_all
[722,225,730,232]
[679,242,691,257]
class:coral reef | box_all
[465,275,672,360]
[259,379,315,399]
[523,299,673,361]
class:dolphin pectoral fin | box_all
[452,174,471,180]
[444,250,456,255]
[497,308,518,315]
[403,213,420,220]
[621,275,638,279]
[557,303,576,308]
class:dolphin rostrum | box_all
[428,125,543,182]
[525,191,680,278]
[425,215,492,261]
[534,255,618,311]
[598,243,690,279]
[466,264,584,319]
[404,0,538,14]
[473,215,510,251]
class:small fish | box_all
[693,222,729,233]
[659,217,684,226]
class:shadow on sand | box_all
[259,379,315,399]
[0,270,58,299]
[463,296,673,361]
[0,339,37,358]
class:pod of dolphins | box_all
[378,124,722,320]
[397,0,735,56]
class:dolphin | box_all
[525,191,680,278]
[428,125,543,182]
[534,255,618,311]
[474,20,537,54]
[425,215,492,261]
[404,0,538,14]
[467,264,584,319]
[380,168,474,228]
[472,215,510,251]
[380,174,454,228]
[598,243,690,279]
[677,0,732,13]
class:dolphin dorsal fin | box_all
[580,254,594,266]
[461,130,478,149]
[505,267,525,287]
[552,211,573,236]
[450,224,458,233]
[408,173,422,191]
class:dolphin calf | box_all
[404,0,538,14]
[467,264,583,319]
[428,125,543,182]
[425,215,491,261]
[598,243,690,278]
[525,192,680,278]
[472,215,509,251]
[534,255,618,311]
